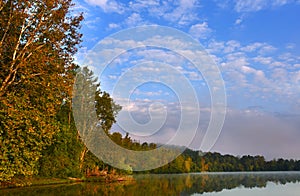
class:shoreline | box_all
[2,171,300,189]
[0,175,134,189]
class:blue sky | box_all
[72,0,300,160]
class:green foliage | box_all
[38,102,83,178]
[72,66,122,171]
[39,66,122,178]
[0,0,83,182]
[149,150,300,174]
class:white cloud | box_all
[108,75,118,80]
[84,17,101,29]
[129,0,160,11]
[272,0,293,6]
[84,0,125,14]
[112,97,203,144]
[108,23,120,29]
[124,13,143,27]
[224,52,249,68]
[234,0,268,12]
[253,56,273,65]
[286,43,296,49]
[224,40,241,53]
[241,42,264,52]
[270,61,288,67]
[279,52,297,62]
[207,40,225,53]
[240,65,268,84]
[235,18,243,25]
[163,0,200,25]
[128,0,169,19]
[125,0,201,26]
[84,0,204,30]
[189,22,212,40]
[234,0,295,12]
[241,65,256,74]
[294,64,300,68]
[272,68,288,81]
[133,89,164,97]
[86,0,107,7]
[241,42,277,54]
[258,44,277,54]
[293,70,300,82]
[234,14,246,27]
[254,69,267,81]
[206,38,300,104]
[86,34,300,125]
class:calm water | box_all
[1,172,300,195]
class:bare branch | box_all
[0,5,47,96]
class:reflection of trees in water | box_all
[2,172,300,195]
[133,172,300,195]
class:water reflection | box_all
[1,172,300,196]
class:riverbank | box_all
[0,175,134,189]
[1,172,300,195]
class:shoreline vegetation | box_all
[2,138,300,189]
[0,175,135,189]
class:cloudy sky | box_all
[73,0,300,160]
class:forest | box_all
[1,0,300,187]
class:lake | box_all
[1,172,300,195]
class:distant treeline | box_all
[102,133,300,174]
[149,149,300,173]
[38,126,300,178]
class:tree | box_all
[184,157,193,173]
[0,0,83,182]
[72,67,121,172]
[200,157,209,172]
[95,91,122,134]
[38,65,122,178]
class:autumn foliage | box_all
[0,0,82,182]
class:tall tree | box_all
[72,67,121,171]
[0,0,82,182]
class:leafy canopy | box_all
[0,0,83,182]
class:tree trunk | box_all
[79,146,88,170]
